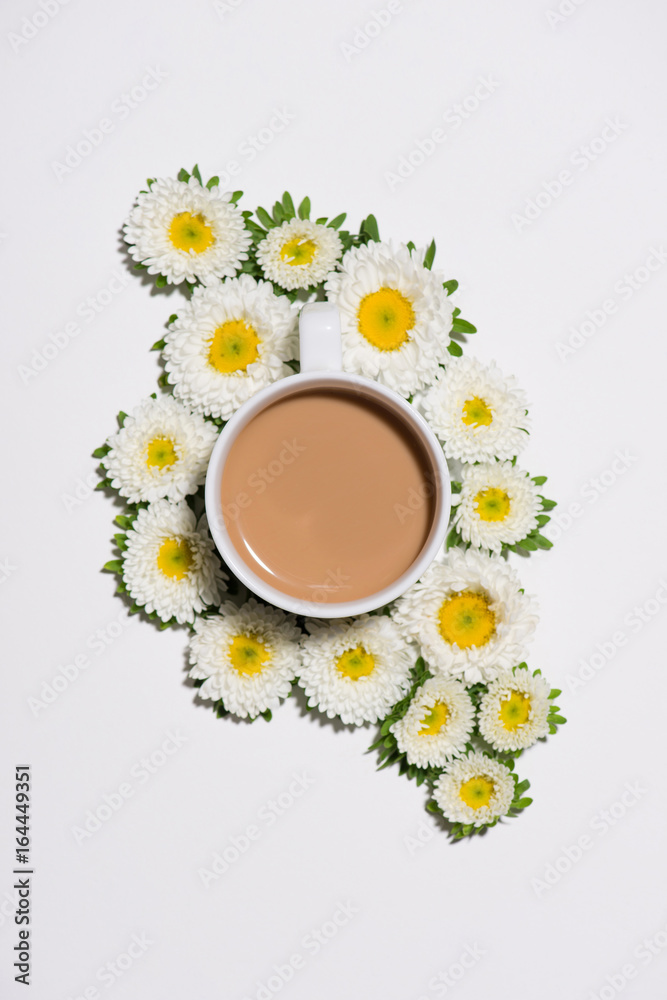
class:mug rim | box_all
[205,369,451,618]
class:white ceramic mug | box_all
[205,302,451,617]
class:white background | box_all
[2,0,667,998]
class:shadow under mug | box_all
[205,302,451,618]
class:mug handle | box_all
[299,302,342,373]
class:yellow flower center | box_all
[461,395,493,427]
[208,319,260,374]
[146,436,178,470]
[459,776,495,810]
[336,645,375,680]
[228,634,271,676]
[168,211,215,253]
[438,591,496,649]
[280,237,317,266]
[499,691,531,731]
[357,287,415,351]
[418,701,449,736]
[156,538,193,580]
[474,487,511,522]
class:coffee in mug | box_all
[220,386,436,604]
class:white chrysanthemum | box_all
[452,462,543,553]
[422,356,529,463]
[123,177,251,286]
[297,615,413,726]
[393,549,538,684]
[256,219,343,291]
[390,677,475,768]
[325,241,454,398]
[102,395,218,504]
[478,667,551,752]
[122,500,226,624]
[188,598,301,719]
[433,752,515,826]
[163,276,298,420]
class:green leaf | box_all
[445,526,461,548]
[167,313,178,325]
[191,164,202,184]
[92,444,110,459]
[297,196,311,219]
[328,212,347,229]
[157,373,170,388]
[540,498,557,511]
[515,797,533,809]
[206,176,219,190]
[549,688,562,698]
[151,338,166,352]
[177,168,190,182]
[230,190,243,204]
[443,279,458,295]
[515,779,531,796]
[423,239,436,270]
[133,262,148,270]
[361,214,380,242]
[272,201,286,225]
[516,537,538,551]
[451,318,477,334]
[281,191,295,217]
[103,560,123,574]
[114,514,135,530]
[261,708,273,722]
[536,514,551,527]
[256,206,274,230]
[114,533,128,551]
[551,714,567,725]
[533,534,553,550]
[532,475,547,486]
[117,410,127,428]
[447,340,463,357]
[155,274,167,288]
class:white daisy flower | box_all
[162,275,298,421]
[422,356,529,463]
[123,177,251,286]
[325,241,454,398]
[433,751,515,827]
[188,598,301,719]
[297,615,413,726]
[452,462,543,553]
[122,500,226,624]
[478,667,551,752]
[390,677,475,768]
[256,219,343,291]
[393,549,538,684]
[102,395,218,504]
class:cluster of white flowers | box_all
[96,175,559,840]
